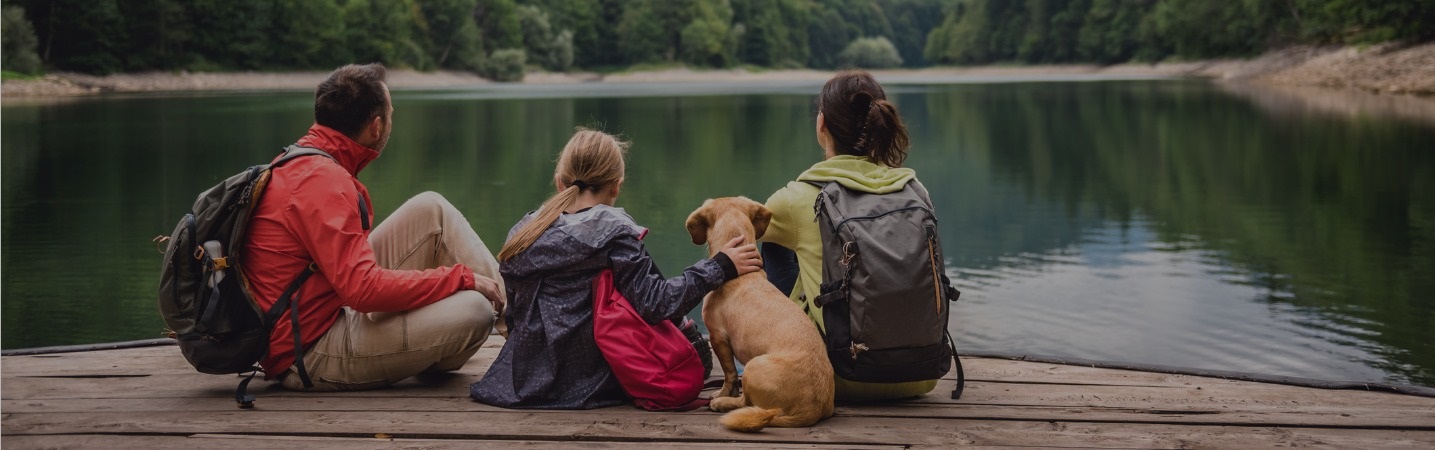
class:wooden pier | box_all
[4,336,1434,449]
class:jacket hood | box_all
[501,205,647,278]
[795,155,915,194]
[295,124,381,176]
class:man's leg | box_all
[368,191,506,335]
[279,192,501,391]
[281,290,494,391]
[368,191,503,289]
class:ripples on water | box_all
[949,214,1391,384]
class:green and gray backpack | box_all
[156,146,345,407]
[810,179,965,399]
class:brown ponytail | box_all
[497,128,629,262]
[819,70,910,167]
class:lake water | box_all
[3,79,1432,388]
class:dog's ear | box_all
[750,202,772,240]
[686,200,712,245]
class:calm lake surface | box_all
[3,79,1432,388]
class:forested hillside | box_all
[2,0,1431,80]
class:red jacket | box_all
[243,124,476,376]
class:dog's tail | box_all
[719,406,781,433]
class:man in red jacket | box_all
[242,63,505,391]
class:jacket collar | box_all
[294,124,380,176]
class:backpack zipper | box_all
[833,206,934,235]
[813,191,826,223]
[927,225,942,314]
[850,342,869,359]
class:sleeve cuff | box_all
[458,265,477,291]
[712,252,739,281]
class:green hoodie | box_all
[762,155,936,401]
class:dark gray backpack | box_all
[157,146,360,407]
[811,179,965,399]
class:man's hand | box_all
[717,236,763,277]
[473,274,505,316]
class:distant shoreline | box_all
[3,43,1431,99]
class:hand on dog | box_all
[717,237,763,276]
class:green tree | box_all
[1076,0,1154,63]
[482,48,526,81]
[733,0,809,67]
[926,0,1014,64]
[419,0,484,69]
[271,0,346,69]
[520,0,609,66]
[1295,0,1435,44]
[2,5,43,74]
[517,4,574,71]
[837,36,902,68]
[116,0,192,71]
[187,0,277,70]
[617,0,673,63]
[20,0,127,74]
[680,0,737,67]
[807,5,853,68]
[476,0,523,52]
[884,0,948,66]
[343,0,431,69]
[1148,0,1280,59]
[825,0,893,40]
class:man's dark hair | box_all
[314,64,389,139]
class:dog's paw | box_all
[709,396,745,412]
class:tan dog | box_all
[686,197,834,432]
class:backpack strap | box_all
[276,145,335,166]
[264,264,317,388]
[947,330,965,400]
[235,264,315,408]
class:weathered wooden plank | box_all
[7,367,1433,429]
[1,396,1426,431]
[0,434,905,450]
[8,369,1432,422]
[4,411,1433,449]
[7,344,1424,406]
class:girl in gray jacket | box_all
[470,128,761,409]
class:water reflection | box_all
[2,80,1431,388]
[916,81,1434,386]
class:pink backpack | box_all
[592,269,707,411]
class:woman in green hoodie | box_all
[760,70,938,401]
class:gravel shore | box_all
[3,42,1431,98]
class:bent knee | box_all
[428,290,495,335]
[406,191,455,212]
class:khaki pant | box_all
[281,192,502,391]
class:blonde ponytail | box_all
[497,128,629,262]
[498,185,583,261]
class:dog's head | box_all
[685,197,772,248]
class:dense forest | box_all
[2,0,1432,80]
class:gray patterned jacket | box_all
[470,205,732,409]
